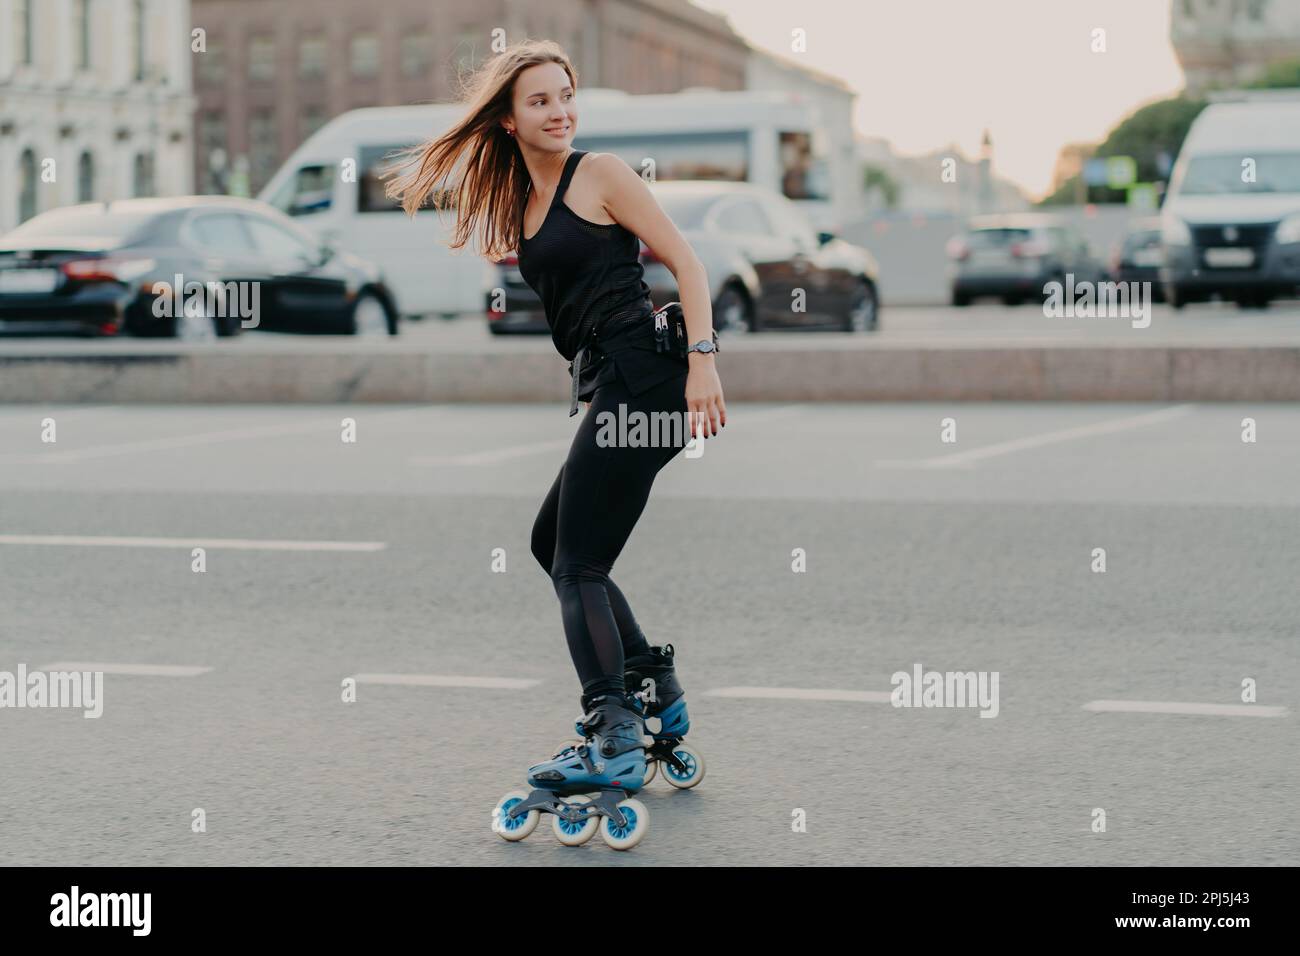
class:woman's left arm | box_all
[591,154,726,438]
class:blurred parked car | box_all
[1107,216,1166,302]
[0,197,398,338]
[487,180,881,335]
[946,213,1102,306]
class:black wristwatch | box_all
[686,339,718,355]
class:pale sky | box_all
[694,0,1187,199]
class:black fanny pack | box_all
[652,301,718,361]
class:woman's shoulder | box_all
[580,151,636,176]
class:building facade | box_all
[190,0,749,196]
[1172,0,1300,94]
[0,0,195,233]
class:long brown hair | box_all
[381,39,577,262]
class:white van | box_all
[258,89,841,318]
[1160,93,1300,308]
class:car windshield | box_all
[5,206,155,243]
[1178,152,1300,195]
[649,192,716,230]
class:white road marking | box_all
[352,674,542,689]
[876,404,1196,468]
[34,662,212,676]
[1082,699,1288,717]
[706,686,893,703]
[0,534,386,552]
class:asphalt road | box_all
[1,400,1297,865]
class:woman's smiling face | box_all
[508,62,576,151]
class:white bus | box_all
[258,88,840,318]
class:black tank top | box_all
[516,149,685,415]
[517,149,655,360]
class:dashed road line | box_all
[1082,699,1287,717]
[876,404,1197,468]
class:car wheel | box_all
[843,279,878,332]
[713,283,753,334]
[349,291,393,336]
[951,291,971,307]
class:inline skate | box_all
[623,643,705,788]
[492,691,651,850]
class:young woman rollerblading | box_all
[384,39,723,849]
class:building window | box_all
[299,35,326,77]
[15,0,33,66]
[351,33,379,77]
[74,0,91,70]
[197,38,224,86]
[400,32,431,78]
[301,106,328,141]
[249,110,279,194]
[132,0,146,81]
[249,35,276,82]
[78,152,95,201]
[133,152,156,197]
[198,112,227,193]
[19,150,38,223]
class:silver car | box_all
[947,213,1101,306]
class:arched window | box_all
[133,152,155,197]
[78,151,95,202]
[19,149,38,223]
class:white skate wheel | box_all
[493,789,538,841]
[551,794,598,846]
[600,797,649,850]
[642,758,659,785]
[662,743,705,790]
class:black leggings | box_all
[530,364,691,705]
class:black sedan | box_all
[487,180,880,335]
[0,197,399,338]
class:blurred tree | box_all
[1245,58,1300,89]
[862,163,900,210]
[1038,96,1206,206]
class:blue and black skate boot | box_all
[622,643,705,789]
[492,691,650,850]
